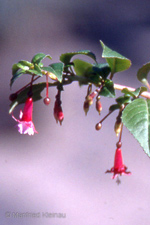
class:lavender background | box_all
[1,1,150,224]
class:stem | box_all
[46,73,49,97]
[118,123,123,143]
[114,83,150,99]
[16,76,40,94]
[99,110,114,123]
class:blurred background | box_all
[1,0,150,224]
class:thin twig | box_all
[114,83,150,99]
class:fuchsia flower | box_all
[54,100,64,125]
[12,97,38,135]
[106,148,131,179]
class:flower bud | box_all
[87,91,97,105]
[95,122,102,131]
[9,93,18,101]
[96,97,102,115]
[114,121,122,136]
[48,72,58,81]
[83,99,90,115]
[43,97,51,105]
[54,98,64,125]
[87,95,93,105]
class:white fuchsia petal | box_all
[17,121,38,135]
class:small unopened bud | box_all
[48,72,58,81]
[83,100,90,115]
[9,93,18,101]
[96,98,102,115]
[57,111,64,125]
[86,95,93,105]
[87,91,97,105]
[43,97,51,105]
[116,141,122,148]
[54,100,64,125]
[95,122,102,131]
[114,121,122,136]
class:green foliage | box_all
[9,40,150,158]
[100,41,131,74]
[10,53,52,87]
[109,104,120,112]
[99,79,115,98]
[137,62,150,87]
[9,83,46,114]
[116,95,131,105]
[72,59,111,85]
[60,50,97,65]
[122,98,150,157]
[93,63,111,79]
[121,87,147,98]
[31,53,52,64]
[42,62,64,82]
[73,59,93,76]
[10,69,26,87]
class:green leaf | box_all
[12,63,21,75]
[122,98,150,157]
[17,60,33,70]
[109,104,120,112]
[73,59,93,76]
[100,41,131,74]
[137,62,150,88]
[92,63,111,79]
[27,64,43,76]
[60,50,97,65]
[116,95,131,105]
[12,61,33,76]
[122,87,148,98]
[139,86,148,95]
[9,83,46,114]
[73,59,101,85]
[42,62,64,82]
[99,79,115,98]
[10,69,26,87]
[31,53,52,65]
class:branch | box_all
[114,83,150,99]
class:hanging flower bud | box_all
[83,99,90,115]
[12,97,38,135]
[43,97,51,105]
[95,122,102,131]
[9,93,18,101]
[87,91,97,105]
[114,112,122,136]
[114,121,122,136]
[96,96,102,115]
[54,90,64,125]
[48,72,58,81]
[106,148,131,179]
[83,90,97,115]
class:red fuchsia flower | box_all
[106,148,131,179]
[12,97,38,135]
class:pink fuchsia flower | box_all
[12,97,38,135]
[106,148,131,179]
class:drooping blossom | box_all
[83,91,97,115]
[54,100,64,125]
[96,97,102,115]
[54,91,64,125]
[106,148,131,179]
[12,97,38,135]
